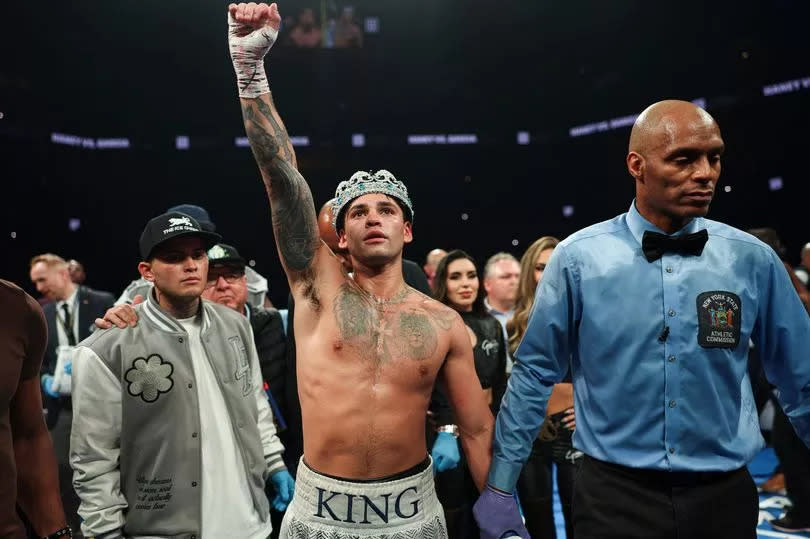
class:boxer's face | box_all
[635,111,724,228]
[445,257,479,312]
[339,194,412,268]
[140,236,208,302]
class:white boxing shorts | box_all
[279,456,446,538]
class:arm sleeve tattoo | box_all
[240,93,320,276]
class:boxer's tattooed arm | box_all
[254,96,296,167]
[241,94,318,274]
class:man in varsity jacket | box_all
[69,212,294,539]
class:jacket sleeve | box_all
[70,345,126,538]
[248,326,287,475]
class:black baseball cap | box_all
[207,243,246,271]
[167,204,216,232]
[139,212,221,260]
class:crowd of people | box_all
[3,3,810,539]
[281,5,363,49]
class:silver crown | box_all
[331,169,414,229]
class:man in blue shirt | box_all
[472,100,810,539]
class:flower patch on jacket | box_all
[125,354,174,403]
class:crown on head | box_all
[331,169,414,230]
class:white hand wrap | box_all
[228,12,278,99]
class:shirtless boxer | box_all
[227,3,512,537]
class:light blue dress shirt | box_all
[489,202,810,492]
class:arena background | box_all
[1,0,807,308]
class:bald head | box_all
[317,200,341,251]
[629,100,718,156]
[426,249,447,268]
[318,199,353,272]
[626,100,725,233]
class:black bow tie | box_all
[642,229,708,262]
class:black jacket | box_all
[249,305,288,431]
[42,285,115,374]
[42,284,114,428]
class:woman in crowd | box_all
[432,249,507,539]
[507,235,578,539]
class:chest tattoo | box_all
[333,283,442,364]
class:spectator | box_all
[29,252,115,535]
[67,259,86,285]
[483,252,520,372]
[334,6,363,48]
[288,8,321,48]
[424,248,447,290]
[201,243,288,439]
[71,211,294,538]
[100,241,292,539]
[116,203,272,309]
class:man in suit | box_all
[29,252,115,536]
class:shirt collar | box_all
[626,199,704,246]
[484,297,513,317]
[142,288,211,334]
[58,286,78,311]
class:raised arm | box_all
[228,3,320,283]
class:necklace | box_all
[370,286,410,307]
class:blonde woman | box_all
[508,236,579,539]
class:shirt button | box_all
[668,355,676,362]
[669,447,676,454]
[187,383,193,389]
[192,481,198,487]
[192,432,198,438]
[669,400,677,408]
[668,309,676,317]
[191,536,197,539]
[666,267,673,273]
[178,337,184,343]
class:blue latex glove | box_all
[64,361,72,375]
[270,470,295,512]
[431,431,460,473]
[472,485,530,539]
[40,374,60,399]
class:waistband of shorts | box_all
[303,456,431,484]
[288,455,440,530]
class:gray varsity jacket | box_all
[70,292,286,538]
